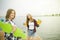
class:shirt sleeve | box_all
[10,21,16,27]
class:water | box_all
[0,16,60,40]
[14,16,60,40]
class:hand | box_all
[12,26,16,33]
[23,23,27,27]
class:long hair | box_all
[5,9,16,21]
[26,14,33,27]
[26,15,29,27]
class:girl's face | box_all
[9,11,15,20]
[27,14,32,20]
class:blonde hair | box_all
[6,9,16,20]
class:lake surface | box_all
[14,16,60,40]
[0,16,60,40]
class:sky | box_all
[0,0,60,16]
